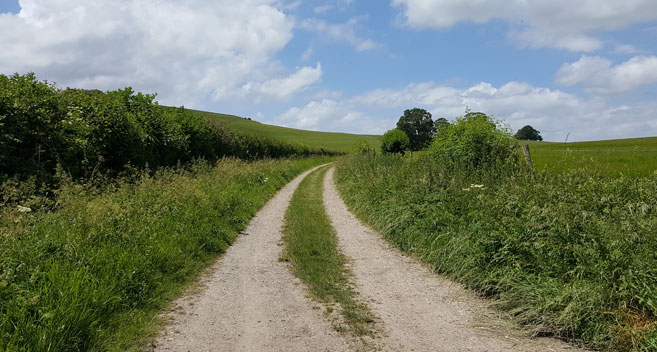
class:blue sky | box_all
[1,0,656,141]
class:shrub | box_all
[352,140,371,154]
[428,111,519,170]
[381,129,410,154]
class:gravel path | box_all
[323,167,583,352]
[151,164,351,352]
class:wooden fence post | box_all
[522,144,534,169]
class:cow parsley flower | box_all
[17,205,32,213]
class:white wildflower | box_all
[17,205,32,213]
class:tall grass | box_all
[0,157,332,351]
[335,155,657,350]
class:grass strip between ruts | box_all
[282,165,376,339]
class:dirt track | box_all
[151,165,584,352]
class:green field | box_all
[525,137,657,177]
[193,110,382,153]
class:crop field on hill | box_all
[526,137,657,177]
[194,110,382,153]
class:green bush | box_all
[352,140,371,154]
[381,128,409,154]
[428,111,519,170]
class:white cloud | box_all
[611,44,641,55]
[508,30,602,52]
[313,5,334,14]
[392,0,657,52]
[301,47,314,61]
[351,82,459,108]
[0,0,320,106]
[279,80,657,141]
[300,17,378,52]
[556,55,657,94]
[236,64,323,102]
[277,99,395,134]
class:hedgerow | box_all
[0,73,338,204]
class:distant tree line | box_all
[379,107,542,154]
[0,73,338,190]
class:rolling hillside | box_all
[193,110,382,153]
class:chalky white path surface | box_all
[152,164,351,352]
[323,167,583,352]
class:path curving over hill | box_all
[151,164,350,352]
[322,167,583,352]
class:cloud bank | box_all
[556,56,657,94]
[0,0,320,106]
[392,0,657,51]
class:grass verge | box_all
[282,166,376,339]
[335,155,657,351]
[0,157,333,351]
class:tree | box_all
[434,118,450,135]
[396,108,435,151]
[514,125,543,141]
[381,129,410,154]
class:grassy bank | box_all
[0,157,332,351]
[335,155,657,350]
[282,166,376,338]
